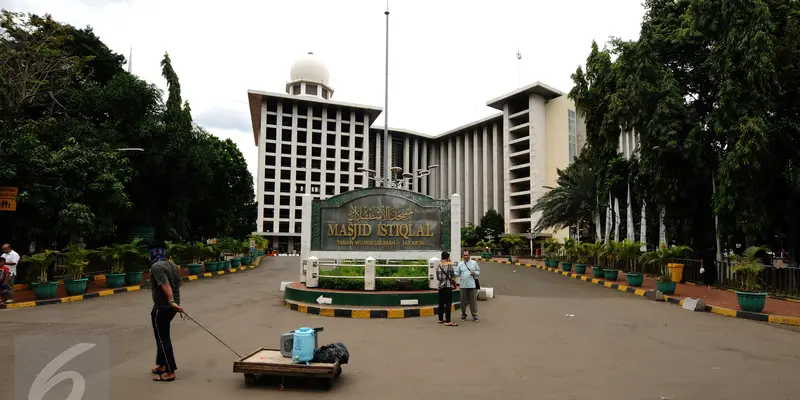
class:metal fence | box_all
[715,261,800,298]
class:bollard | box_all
[364,257,376,291]
[428,257,440,290]
[300,259,308,283]
[307,256,319,288]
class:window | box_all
[294,222,302,233]
[292,85,301,95]
[306,84,318,96]
[568,110,577,164]
[321,88,329,99]
[279,209,290,219]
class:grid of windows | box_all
[259,99,370,236]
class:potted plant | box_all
[23,251,58,299]
[600,241,620,280]
[618,240,644,287]
[584,241,604,278]
[729,246,769,313]
[476,239,495,260]
[542,238,562,268]
[206,243,222,272]
[641,244,692,295]
[122,238,148,286]
[98,244,127,288]
[561,237,577,272]
[574,242,589,274]
[183,242,207,275]
[500,233,524,263]
[61,243,94,295]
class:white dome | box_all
[290,52,330,86]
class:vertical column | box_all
[334,110,342,195]
[320,109,329,196]
[364,257,376,291]
[412,138,419,192]
[482,125,490,213]
[300,194,312,264]
[448,138,455,196]
[348,111,356,191]
[529,95,547,234]
[273,102,284,234]
[439,142,445,198]
[256,100,267,232]
[362,114,370,188]
[305,107,313,202]
[289,104,298,233]
[404,135,410,177]
[421,140,428,195]
[463,133,471,222]
[492,123,501,215]
[473,128,481,223]
[306,256,319,287]
[428,257,440,290]
[374,132,382,185]
[501,105,512,230]
[451,194,462,282]
[455,136,462,197]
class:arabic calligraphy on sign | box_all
[347,205,415,222]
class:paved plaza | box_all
[1,256,799,400]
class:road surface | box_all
[1,256,799,400]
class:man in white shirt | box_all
[2,244,20,304]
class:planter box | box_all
[105,273,126,288]
[65,278,89,296]
[735,291,767,313]
[656,280,676,295]
[603,269,619,281]
[625,273,643,287]
[561,262,573,272]
[574,263,587,274]
[592,266,604,278]
[33,282,59,299]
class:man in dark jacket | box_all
[149,240,183,382]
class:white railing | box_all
[302,256,442,290]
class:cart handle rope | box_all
[180,311,242,358]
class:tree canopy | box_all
[533,0,800,263]
[0,11,256,249]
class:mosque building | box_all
[247,52,586,253]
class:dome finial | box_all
[308,51,313,55]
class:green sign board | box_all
[310,188,450,252]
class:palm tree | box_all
[531,155,597,236]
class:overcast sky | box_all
[5,0,644,189]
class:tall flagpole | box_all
[383,3,390,185]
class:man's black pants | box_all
[438,288,453,323]
[151,307,178,372]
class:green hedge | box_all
[319,265,428,291]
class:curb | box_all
[285,299,463,319]
[485,259,800,327]
[1,258,263,310]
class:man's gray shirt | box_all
[151,260,181,308]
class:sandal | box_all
[151,366,165,374]
[153,373,175,382]
[438,320,444,324]
[445,322,458,326]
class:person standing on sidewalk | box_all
[1,244,20,304]
[149,240,183,382]
[454,250,481,323]
[436,251,458,326]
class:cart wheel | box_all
[335,366,343,377]
[280,384,285,391]
[244,374,256,387]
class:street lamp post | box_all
[383,4,391,183]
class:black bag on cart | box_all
[313,343,349,364]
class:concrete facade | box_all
[247,55,586,253]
